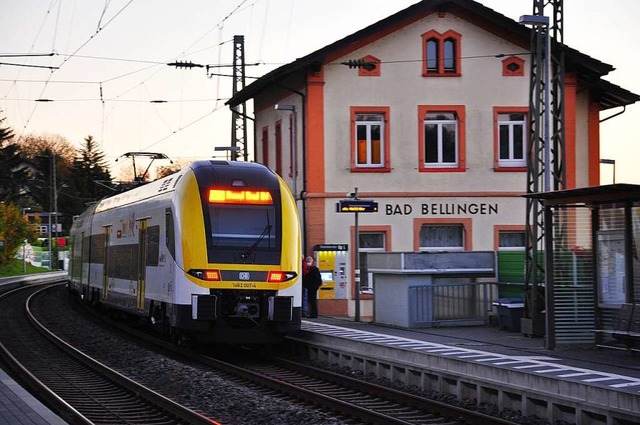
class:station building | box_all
[227,0,640,318]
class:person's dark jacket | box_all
[303,265,322,291]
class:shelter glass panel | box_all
[597,206,626,306]
[633,204,640,303]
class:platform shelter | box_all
[526,184,640,349]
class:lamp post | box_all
[600,158,616,184]
[274,104,298,199]
[519,14,551,192]
[22,239,28,273]
[214,146,241,161]
[47,211,52,270]
[348,188,361,322]
[22,207,31,273]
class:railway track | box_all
[195,351,519,425]
[0,283,215,425]
[69,288,520,425]
[13,282,524,424]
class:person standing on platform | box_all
[302,256,322,318]
[301,257,309,317]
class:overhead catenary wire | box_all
[99,0,255,127]
[17,0,137,134]
[138,105,226,152]
[1,0,541,170]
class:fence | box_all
[407,281,495,327]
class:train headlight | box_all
[188,269,221,281]
[267,271,297,283]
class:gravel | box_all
[32,286,343,425]
[33,285,566,425]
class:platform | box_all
[0,368,67,425]
[292,316,640,424]
[309,316,640,379]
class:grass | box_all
[0,258,54,278]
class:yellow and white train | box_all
[69,160,301,344]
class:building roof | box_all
[227,0,639,110]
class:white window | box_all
[498,231,526,251]
[419,224,464,251]
[359,232,385,294]
[424,112,458,167]
[355,113,384,167]
[498,113,526,167]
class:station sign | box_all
[336,200,378,213]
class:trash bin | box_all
[492,298,524,332]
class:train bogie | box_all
[69,160,302,345]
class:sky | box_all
[1,0,639,183]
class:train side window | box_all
[90,233,105,264]
[165,208,176,259]
[147,225,160,266]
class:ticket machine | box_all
[313,244,348,300]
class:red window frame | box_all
[421,29,462,77]
[358,55,381,77]
[418,105,466,173]
[261,126,269,167]
[275,120,282,177]
[350,106,391,173]
[493,106,528,172]
[502,56,525,77]
[413,218,473,252]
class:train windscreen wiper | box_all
[235,223,272,263]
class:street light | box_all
[348,188,362,322]
[214,146,241,161]
[22,208,32,273]
[22,239,28,273]
[275,104,298,198]
[600,158,616,184]
[519,14,551,192]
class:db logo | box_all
[239,272,250,280]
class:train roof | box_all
[94,160,274,213]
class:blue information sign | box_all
[336,200,378,213]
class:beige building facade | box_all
[228,0,639,318]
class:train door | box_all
[81,231,90,296]
[79,232,85,289]
[137,219,148,311]
[102,225,110,301]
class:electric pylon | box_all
[230,35,248,161]
[524,0,566,335]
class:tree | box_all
[0,202,37,265]
[17,133,76,163]
[16,134,78,236]
[71,135,114,202]
[156,163,182,179]
[0,110,30,203]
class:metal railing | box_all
[408,281,496,327]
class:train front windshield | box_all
[205,189,281,264]
[210,205,276,248]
